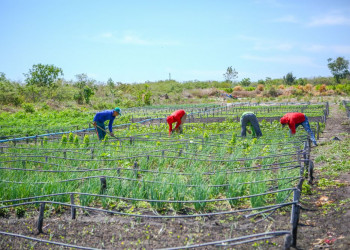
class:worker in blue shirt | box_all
[93,107,121,140]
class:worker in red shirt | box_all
[280,112,317,146]
[167,109,187,135]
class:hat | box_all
[114,107,122,115]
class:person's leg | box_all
[301,116,317,145]
[250,115,262,137]
[240,115,248,137]
[96,121,106,140]
[179,113,187,134]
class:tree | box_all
[223,66,238,86]
[24,64,63,88]
[240,78,251,87]
[327,57,350,83]
[283,72,296,85]
[74,74,95,104]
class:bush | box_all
[315,84,327,93]
[83,134,90,146]
[22,103,35,113]
[257,84,264,91]
[15,206,26,218]
[303,84,313,93]
[233,86,243,91]
[0,207,9,217]
[223,88,233,93]
[244,86,255,91]
[61,134,68,145]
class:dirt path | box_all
[296,102,350,249]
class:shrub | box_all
[244,86,255,91]
[316,84,327,93]
[61,134,68,145]
[303,84,313,93]
[15,206,26,218]
[224,88,233,93]
[68,132,74,143]
[257,84,264,91]
[83,134,90,146]
[268,87,279,97]
[233,86,243,91]
[278,84,285,89]
[22,103,35,113]
[74,135,80,147]
[0,207,9,217]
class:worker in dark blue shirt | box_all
[93,107,121,140]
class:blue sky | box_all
[1,0,350,83]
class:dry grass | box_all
[233,86,243,91]
[257,84,264,91]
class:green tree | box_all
[24,64,63,88]
[240,78,251,87]
[74,74,95,104]
[0,72,6,82]
[327,57,350,83]
[223,66,238,86]
[283,72,296,85]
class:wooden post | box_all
[100,177,107,194]
[291,189,301,247]
[37,203,45,234]
[133,161,139,178]
[70,193,76,219]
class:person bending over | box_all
[240,112,262,137]
[93,107,121,140]
[167,109,187,135]
[280,112,317,146]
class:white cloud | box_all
[308,14,350,27]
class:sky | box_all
[1,0,350,84]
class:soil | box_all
[0,102,349,250]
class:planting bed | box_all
[0,102,327,249]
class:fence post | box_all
[91,148,94,159]
[133,161,139,178]
[100,177,107,194]
[37,203,45,234]
[291,189,301,247]
[70,193,76,219]
[316,122,320,140]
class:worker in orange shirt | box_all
[280,112,317,146]
[166,109,187,135]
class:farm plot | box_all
[0,103,324,249]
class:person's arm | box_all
[168,123,173,135]
[289,121,296,134]
[108,116,115,134]
[93,113,99,127]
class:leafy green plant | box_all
[15,206,26,218]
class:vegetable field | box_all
[0,102,328,249]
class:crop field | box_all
[0,102,328,249]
